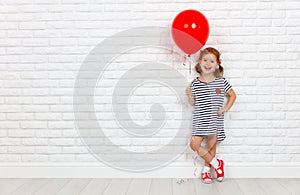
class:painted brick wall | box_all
[1,0,300,176]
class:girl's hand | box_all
[218,107,227,116]
[186,87,195,105]
[185,87,192,97]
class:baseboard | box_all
[1,163,300,178]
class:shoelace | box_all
[215,167,223,174]
[202,172,212,179]
[215,161,223,174]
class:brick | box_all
[22,138,48,145]
[0,130,7,137]
[36,130,61,138]
[0,121,20,129]
[33,97,60,105]
[35,113,61,120]
[8,146,34,153]
[19,22,46,30]
[49,138,75,146]
[48,121,75,129]
[76,154,98,162]
[49,154,75,162]
[20,121,47,129]
[22,105,50,112]
[22,154,48,162]
[8,130,34,137]
[0,155,20,162]
[35,146,61,154]
[62,146,88,153]
[0,138,21,146]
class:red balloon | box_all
[172,10,210,55]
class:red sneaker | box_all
[214,159,225,182]
[201,172,212,184]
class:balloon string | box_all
[182,54,192,75]
[193,154,198,177]
[176,153,198,185]
[182,55,187,66]
[189,55,191,75]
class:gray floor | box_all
[0,178,299,195]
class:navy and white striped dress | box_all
[190,77,232,142]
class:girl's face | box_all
[199,53,219,75]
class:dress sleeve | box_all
[223,78,232,94]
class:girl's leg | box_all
[190,136,215,163]
[190,136,203,153]
[204,135,217,167]
[190,136,215,183]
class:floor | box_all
[0,178,299,195]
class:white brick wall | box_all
[1,0,300,177]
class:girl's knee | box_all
[190,137,200,151]
[189,140,196,151]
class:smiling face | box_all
[199,53,219,75]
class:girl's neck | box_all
[199,74,215,83]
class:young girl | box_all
[186,47,236,184]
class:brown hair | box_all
[195,47,224,77]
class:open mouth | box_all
[204,67,212,71]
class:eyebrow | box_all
[202,58,215,61]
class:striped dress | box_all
[190,77,232,142]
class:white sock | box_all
[210,158,219,169]
[202,166,211,173]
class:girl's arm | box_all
[186,87,195,105]
[218,88,236,116]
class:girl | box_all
[186,47,236,184]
